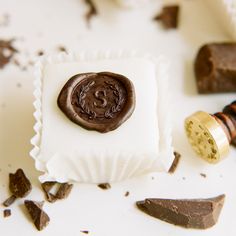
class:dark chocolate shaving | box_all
[154,5,179,29]
[0,39,18,69]
[9,169,32,198]
[125,191,130,197]
[37,50,44,56]
[168,151,181,173]
[3,209,11,218]
[81,230,89,234]
[97,183,111,190]
[200,173,207,178]
[41,182,73,203]
[84,0,97,25]
[136,194,225,229]
[2,195,17,207]
[57,46,67,53]
[24,200,50,231]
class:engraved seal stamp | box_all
[57,72,136,133]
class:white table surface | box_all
[1,0,236,235]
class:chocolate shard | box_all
[2,195,17,207]
[41,182,73,203]
[41,182,57,203]
[195,43,236,94]
[168,151,181,174]
[97,183,111,190]
[154,5,179,29]
[55,183,73,199]
[24,200,50,231]
[136,194,225,229]
[9,169,32,198]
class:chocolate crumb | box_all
[153,5,179,29]
[0,39,18,69]
[81,230,89,234]
[200,173,207,178]
[3,209,11,218]
[57,46,67,53]
[9,169,32,198]
[41,182,73,203]
[3,195,17,207]
[125,191,130,197]
[168,151,181,173]
[84,0,97,25]
[37,50,44,56]
[24,200,50,231]
[97,183,111,190]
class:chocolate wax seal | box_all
[57,72,136,133]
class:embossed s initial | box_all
[94,90,107,108]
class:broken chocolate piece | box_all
[2,195,17,207]
[154,5,179,29]
[9,169,32,198]
[41,182,73,203]
[3,209,11,218]
[57,72,136,133]
[136,194,225,229]
[195,43,236,94]
[55,183,73,199]
[200,173,207,178]
[41,182,57,203]
[24,200,50,231]
[0,39,17,68]
[97,183,111,190]
[84,0,97,25]
[168,151,181,173]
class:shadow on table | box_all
[0,89,41,186]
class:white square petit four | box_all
[31,52,173,183]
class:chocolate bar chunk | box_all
[154,5,179,29]
[195,43,236,93]
[136,194,225,229]
[9,169,32,198]
[24,200,50,231]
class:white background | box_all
[0,0,236,235]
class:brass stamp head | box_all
[185,111,230,163]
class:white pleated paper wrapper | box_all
[30,51,174,183]
[207,0,236,39]
[115,0,151,8]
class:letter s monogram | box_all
[94,90,107,108]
